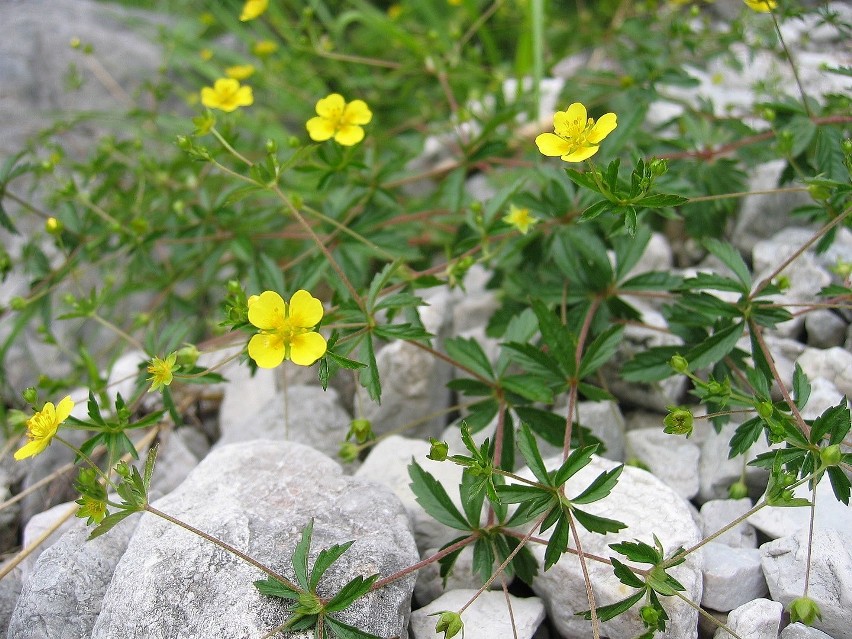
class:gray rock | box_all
[758,335,807,398]
[761,530,852,639]
[356,436,464,553]
[698,420,771,503]
[571,400,626,462]
[0,467,20,554]
[9,520,137,639]
[0,559,23,639]
[625,427,700,499]
[216,384,351,461]
[714,598,782,639]
[514,455,702,639]
[701,542,768,612]
[91,441,418,638]
[19,502,80,580]
[700,499,757,549]
[143,428,199,496]
[781,623,837,639]
[796,347,852,398]
[749,481,852,540]
[805,310,848,349]
[409,589,546,639]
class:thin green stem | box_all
[55,435,121,492]
[210,127,253,166]
[564,296,602,459]
[803,480,816,596]
[90,313,145,352]
[686,186,807,204]
[302,206,399,263]
[769,8,812,118]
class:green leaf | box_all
[309,541,354,590]
[827,466,851,505]
[517,423,551,485]
[814,126,847,182]
[292,519,313,590]
[501,342,563,379]
[621,346,683,383]
[683,272,748,294]
[613,225,651,281]
[571,507,627,534]
[571,465,623,505]
[579,326,624,377]
[325,573,379,613]
[702,239,752,289]
[811,399,850,446]
[372,323,431,341]
[444,337,495,381]
[447,378,493,397]
[544,513,571,570]
[358,335,381,403]
[684,322,745,370]
[408,461,470,530]
[254,577,300,600]
[579,199,614,221]
[610,539,662,565]
[500,374,553,403]
[728,418,764,458]
[782,116,817,158]
[792,364,811,412]
[142,444,158,494]
[553,445,598,487]
[564,168,601,193]
[472,537,495,581]
[611,557,646,588]
[637,193,689,208]
[578,589,645,622]
[87,509,136,540]
[618,271,683,292]
[496,484,550,504]
[325,615,383,639]
[531,299,576,370]
[460,469,487,527]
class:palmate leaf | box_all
[793,364,811,412]
[254,577,300,600]
[552,445,599,487]
[611,557,646,588]
[408,461,469,530]
[684,321,744,371]
[827,466,851,505]
[444,337,495,381]
[310,541,355,590]
[579,326,624,378]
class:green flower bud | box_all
[649,158,668,177]
[819,444,842,468]
[755,401,774,420]
[339,441,359,463]
[773,275,790,291]
[787,596,822,626]
[728,481,749,500]
[619,75,635,88]
[10,296,28,311]
[227,280,243,296]
[287,136,301,148]
[431,611,463,639]
[427,438,449,462]
[175,343,200,368]
[348,419,374,444]
[670,355,689,374]
[22,387,39,405]
[761,107,776,122]
[807,183,831,202]
[45,217,63,234]
[176,135,192,151]
[663,406,694,436]
[265,139,278,154]
[640,604,660,628]
[290,193,303,209]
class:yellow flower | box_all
[252,40,279,57]
[240,0,268,21]
[247,290,327,367]
[147,353,177,392]
[200,78,254,112]
[45,217,62,234]
[14,396,74,460]
[225,64,255,81]
[535,102,618,163]
[306,94,373,146]
[743,0,776,11]
[503,205,539,235]
[199,48,213,61]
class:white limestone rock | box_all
[90,441,418,638]
[748,480,852,540]
[805,310,848,349]
[698,420,771,503]
[18,502,80,580]
[700,499,757,549]
[514,455,702,639]
[701,542,768,612]
[760,530,852,639]
[800,377,845,421]
[781,623,837,639]
[216,384,351,461]
[356,435,465,553]
[714,598,782,639]
[625,427,700,499]
[796,347,852,397]
[409,589,546,639]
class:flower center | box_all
[28,412,54,439]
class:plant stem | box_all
[90,313,145,352]
[803,480,816,596]
[371,534,477,590]
[567,509,600,639]
[672,590,744,639]
[211,127,253,166]
[769,8,812,118]
[563,296,602,459]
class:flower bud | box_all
[22,387,39,405]
[755,401,774,420]
[427,438,449,462]
[807,183,831,202]
[45,217,62,234]
[819,444,842,468]
[339,441,359,463]
[728,481,749,500]
[669,355,689,374]
[348,419,374,444]
[640,605,660,627]
[663,406,693,436]
[10,296,28,311]
[176,343,200,368]
[431,611,463,639]
[787,596,822,626]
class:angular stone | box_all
[9,520,137,639]
[700,499,757,549]
[514,455,702,639]
[799,377,844,421]
[216,384,351,461]
[18,502,80,580]
[409,589,546,639]
[701,542,768,612]
[0,559,23,638]
[760,530,852,639]
[805,310,848,349]
[626,427,700,499]
[91,441,418,638]
[714,598,782,639]
[748,481,852,540]
[356,436,464,553]
[781,623,837,639]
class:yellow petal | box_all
[288,290,324,327]
[306,116,335,141]
[14,438,50,461]
[535,133,572,157]
[316,93,345,118]
[55,396,75,423]
[200,87,219,109]
[343,100,372,125]
[240,0,268,21]
[234,86,254,108]
[334,125,365,146]
[562,145,599,162]
[247,290,287,330]
[587,113,617,144]
[289,331,327,366]
[248,333,286,368]
[214,78,240,94]
[555,103,587,136]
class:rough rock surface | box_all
[409,589,546,639]
[714,598,782,639]
[9,520,137,639]
[796,347,852,398]
[700,499,757,549]
[698,420,771,503]
[626,427,700,499]
[515,455,702,639]
[760,530,852,639]
[90,441,418,638]
[781,623,837,639]
[0,560,23,638]
[701,542,768,612]
[748,482,852,540]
